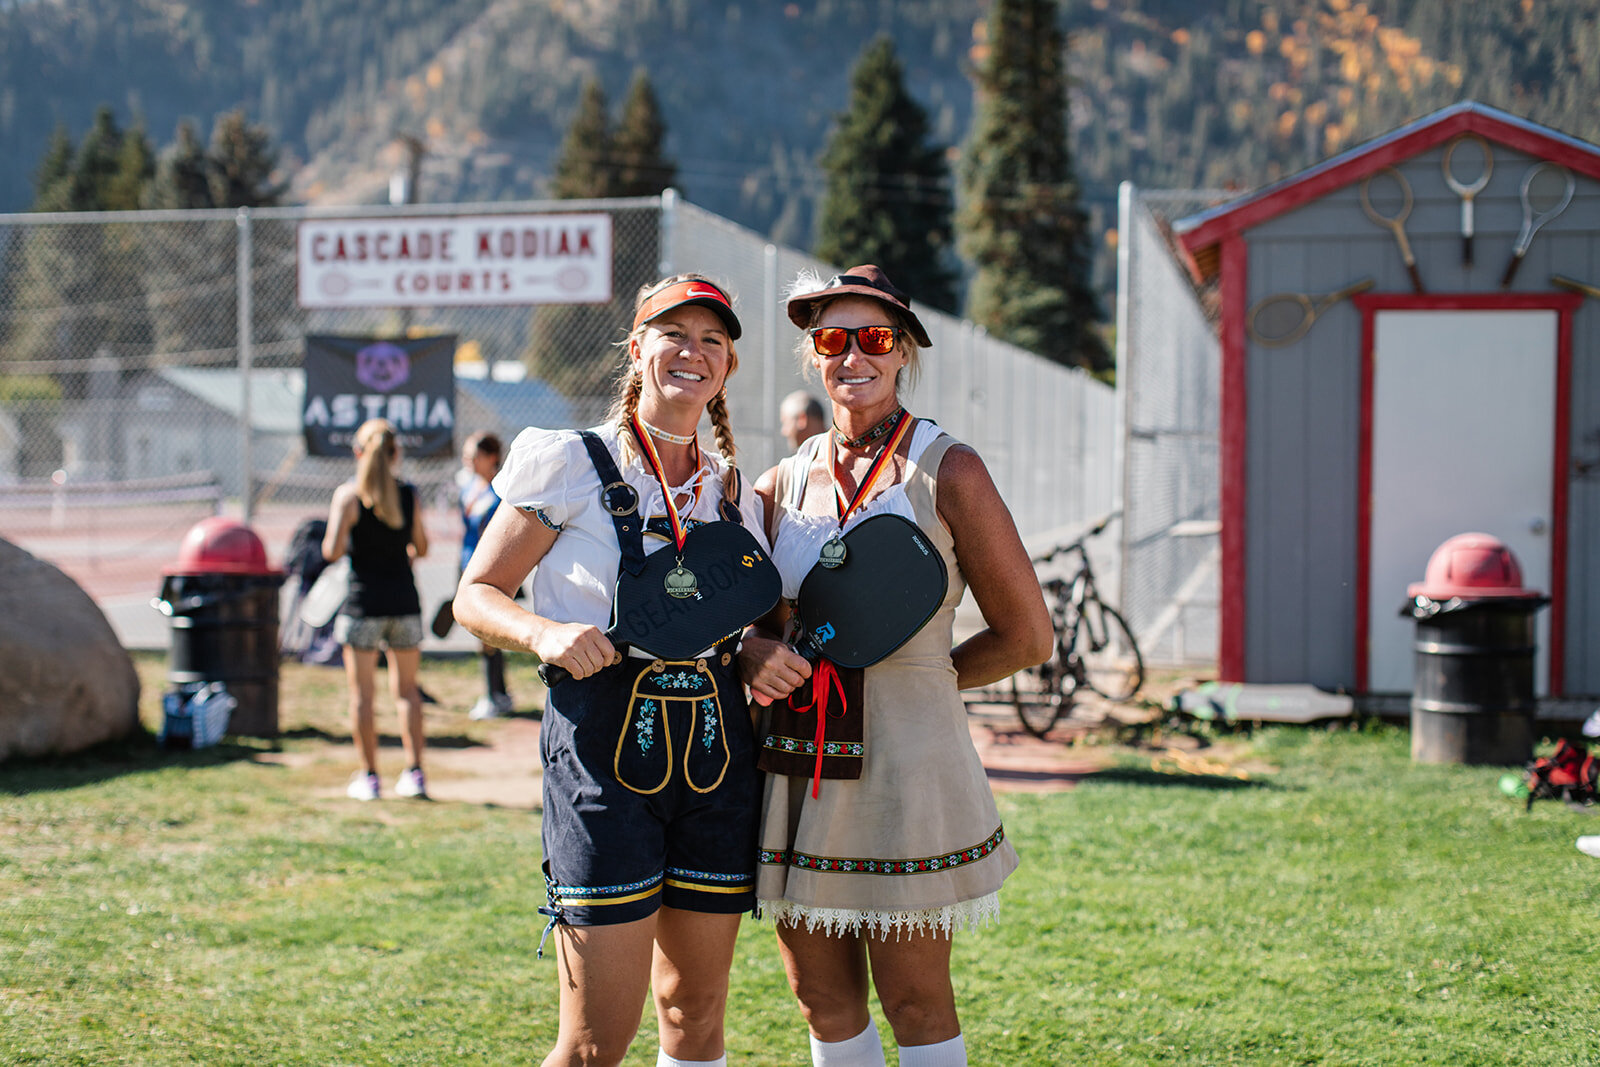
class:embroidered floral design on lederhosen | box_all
[614,657,730,795]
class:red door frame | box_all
[1351,291,1580,694]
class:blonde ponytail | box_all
[353,418,404,529]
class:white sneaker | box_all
[346,771,379,801]
[469,695,502,720]
[395,767,428,799]
[1577,836,1600,858]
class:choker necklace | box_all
[638,418,697,446]
[833,406,906,451]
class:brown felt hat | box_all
[785,265,933,348]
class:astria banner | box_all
[302,335,456,458]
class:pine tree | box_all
[207,109,285,208]
[149,119,214,210]
[815,35,957,313]
[142,111,294,363]
[10,106,153,399]
[30,106,119,211]
[70,106,126,210]
[530,77,632,398]
[957,0,1109,372]
[32,125,75,210]
[611,70,676,198]
[104,123,155,210]
[550,77,615,199]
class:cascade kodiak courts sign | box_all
[297,213,613,308]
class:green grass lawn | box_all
[2,655,1598,1064]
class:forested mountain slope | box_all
[6,0,1597,260]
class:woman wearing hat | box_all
[453,274,771,1067]
[739,266,1052,1067]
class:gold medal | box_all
[665,560,698,598]
[818,534,847,569]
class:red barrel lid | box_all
[1407,532,1539,600]
[165,516,281,576]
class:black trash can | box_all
[1403,532,1548,765]
[153,517,283,738]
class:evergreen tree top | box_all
[552,77,614,200]
[815,34,957,313]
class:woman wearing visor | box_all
[454,275,772,1067]
[739,266,1052,1067]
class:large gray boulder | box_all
[0,537,140,761]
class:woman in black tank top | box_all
[321,418,431,802]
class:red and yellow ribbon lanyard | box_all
[793,408,914,797]
[630,412,704,595]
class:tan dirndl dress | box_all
[756,432,1019,938]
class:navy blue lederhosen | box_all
[538,431,759,929]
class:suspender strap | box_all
[576,430,647,577]
[576,429,749,572]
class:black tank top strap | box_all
[576,430,647,577]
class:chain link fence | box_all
[0,194,1115,627]
[1115,183,1231,668]
[666,196,1116,543]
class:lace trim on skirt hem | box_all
[757,892,1001,939]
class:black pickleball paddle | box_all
[540,520,780,685]
[791,512,948,669]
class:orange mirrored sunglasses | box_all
[808,325,902,357]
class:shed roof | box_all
[158,367,304,434]
[1175,101,1600,283]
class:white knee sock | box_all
[809,1018,886,1067]
[655,1052,726,1067]
[897,1033,966,1067]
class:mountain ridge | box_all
[6,0,1597,273]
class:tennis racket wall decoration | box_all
[1441,134,1493,266]
[1551,274,1600,301]
[1501,162,1575,289]
[1360,167,1425,293]
[1246,278,1375,348]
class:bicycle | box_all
[1009,513,1145,739]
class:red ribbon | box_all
[788,657,848,798]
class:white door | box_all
[1368,310,1555,693]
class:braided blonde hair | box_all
[606,272,742,502]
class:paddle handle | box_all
[749,640,825,707]
[537,649,624,688]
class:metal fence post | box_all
[1116,180,1135,614]
[763,242,778,466]
[236,207,254,524]
[658,188,677,277]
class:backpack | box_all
[1523,738,1599,811]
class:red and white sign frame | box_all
[297,213,613,309]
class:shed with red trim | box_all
[1172,101,1600,704]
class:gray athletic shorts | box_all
[334,614,424,651]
